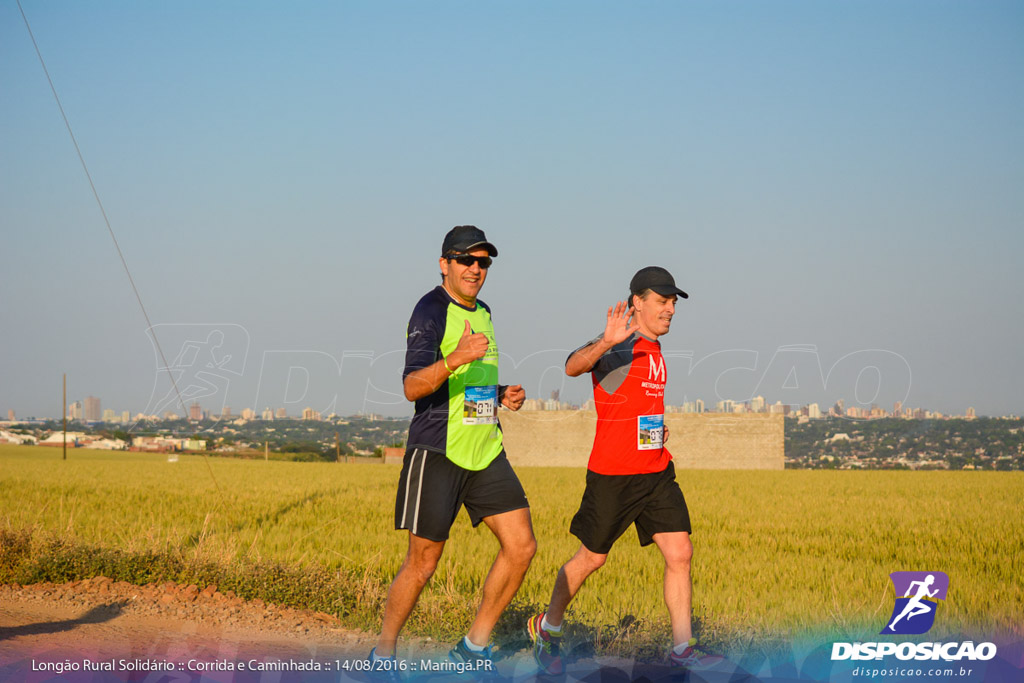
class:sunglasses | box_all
[446,254,492,269]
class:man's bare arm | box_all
[566,339,616,377]
[404,320,489,401]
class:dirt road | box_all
[0,579,425,681]
[0,580,675,682]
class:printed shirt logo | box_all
[881,571,949,635]
[648,355,666,383]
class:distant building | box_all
[501,411,784,470]
[262,407,274,420]
[241,408,255,420]
[275,408,288,419]
[38,432,89,447]
[102,409,116,422]
[84,396,101,422]
[132,436,172,452]
[966,407,976,419]
[0,429,36,445]
[7,409,13,421]
[189,402,202,421]
[69,401,83,420]
[83,438,126,450]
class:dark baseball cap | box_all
[441,225,498,257]
[630,266,688,299]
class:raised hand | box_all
[602,301,640,346]
[566,301,642,377]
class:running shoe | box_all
[366,648,403,683]
[526,613,564,675]
[669,638,725,669]
[447,638,495,677]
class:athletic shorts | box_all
[394,447,529,542]
[569,461,691,554]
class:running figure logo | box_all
[881,571,949,635]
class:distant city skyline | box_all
[4,389,1003,423]
[2,3,1022,419]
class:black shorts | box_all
[394,447,529,542]
[569,461,691,554]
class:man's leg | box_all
[375,533,446,657]
[652,531,693,646]
[545,543,608,627]
[465,507,537,646]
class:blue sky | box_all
[2,1,1022,419]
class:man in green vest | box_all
[369,226,535,676]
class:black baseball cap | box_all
[441,225,498,257]
[630,266,688,299]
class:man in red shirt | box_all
[528,266,718,673]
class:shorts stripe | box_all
[412,450,427,535]
[400,448,420,530]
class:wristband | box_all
[443,356,455,375]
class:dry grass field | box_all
[1,444,1020,656]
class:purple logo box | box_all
[881,571,950,635]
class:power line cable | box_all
[18,0,220,492]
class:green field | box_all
[1,444,1021,656]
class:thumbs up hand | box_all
[448,319,490,370]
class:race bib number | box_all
[637,414,664,450]
[463,385,498,425]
